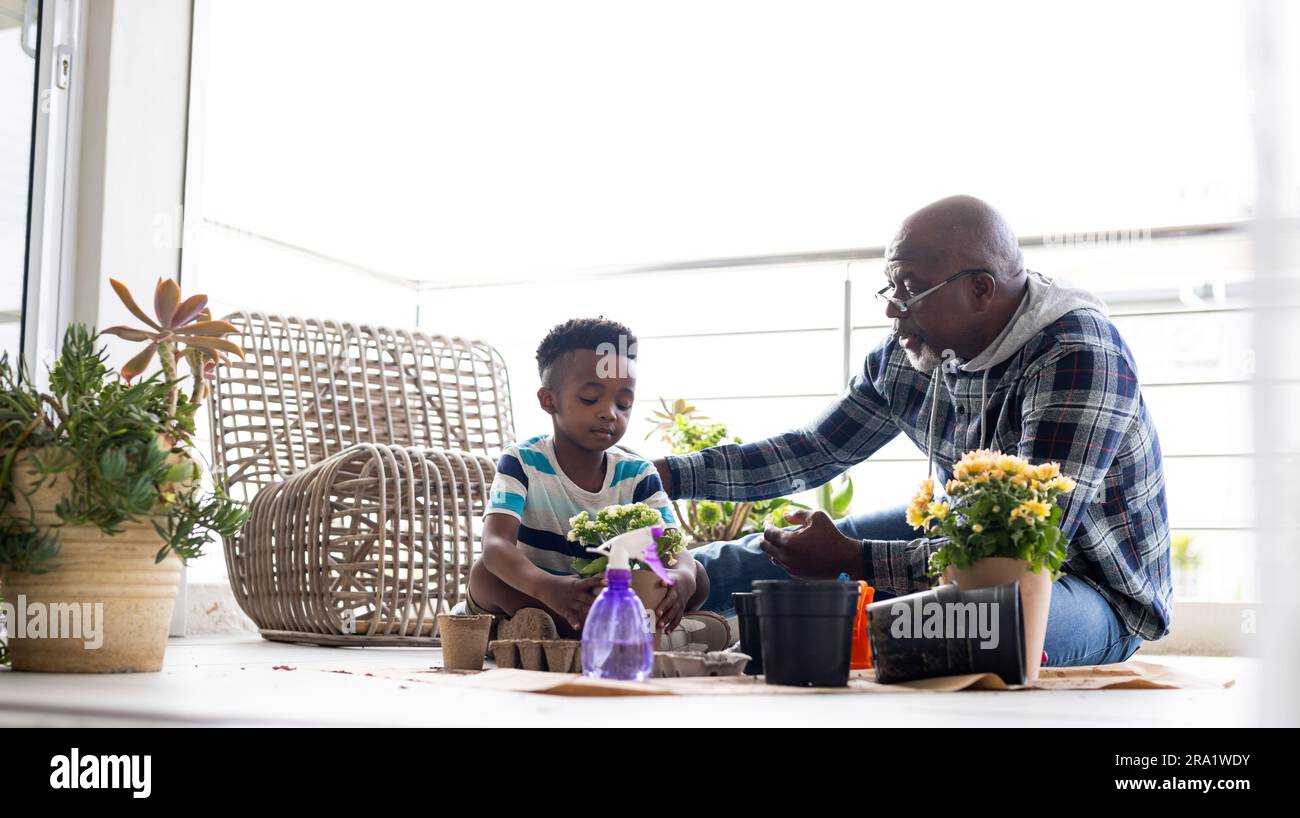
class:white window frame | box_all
[412,232,1254,653]
[21,0,84,379]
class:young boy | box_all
[465,318,709,639]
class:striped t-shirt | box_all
[485,434,677,575]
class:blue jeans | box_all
[692,504,1144,667]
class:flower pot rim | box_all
[754,579,860,591]
[942,557,1052,572]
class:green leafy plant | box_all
[816,474,854,519]
[100,278,242,417]
[647,398,854,544]
[914,449,1077,578]
[647,398,730,455]
[1170,532,1202,598]
[0,525,60,574]
[566,502,684,577]
[1171,533,1200,573]
[0,285,248,576]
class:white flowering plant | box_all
[566,502,684,577]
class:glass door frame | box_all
[21,0,82,381]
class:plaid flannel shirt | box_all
[667,308,1172,640]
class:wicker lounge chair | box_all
[208,312,513,645]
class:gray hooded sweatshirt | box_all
[922,271,1111,476]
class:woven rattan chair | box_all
[208,312,513,646]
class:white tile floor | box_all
[0,635,1258,727]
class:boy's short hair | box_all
[536,317,637,381]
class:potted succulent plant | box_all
[566,502,684,611]
[644,398,853,544]
[0,279,247,672]
[908,449,1076,682]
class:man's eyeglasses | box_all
[874,269,989,313]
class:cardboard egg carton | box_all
[489,639,582,673]
[653,649,750,678]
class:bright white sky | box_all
[200,0,1255,285]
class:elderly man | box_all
[653,195,1171,666]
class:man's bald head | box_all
[891,195,1024,283]
[883,195,1030,366]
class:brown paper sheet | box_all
[332,660,1233,697]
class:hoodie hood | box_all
[959,270,1109,373]
[921,270,1108,480]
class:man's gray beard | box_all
[904,343,943,373]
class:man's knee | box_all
[1047,634,1143,667]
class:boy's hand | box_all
[654,564,697,634]
[537,574,604,631]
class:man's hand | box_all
[761,509,863,580]
[535,574,605,631]
[653,563,696,634]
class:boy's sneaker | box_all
[655,611,732,652]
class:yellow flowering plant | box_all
[908,449,1077,578]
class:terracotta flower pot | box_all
[1,458,180,673]
[629,569,668,617]
[942,556,1052,682]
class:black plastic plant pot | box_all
[731,592,763,675]
[867,581,1026,685]
[753,580,859,687]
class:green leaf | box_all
[830,477,854,517]
[816,482,832,514]
[100,448,127,480]
[571,555,608,577]
[163,460,194,484]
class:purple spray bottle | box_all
[580,525,674,681]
